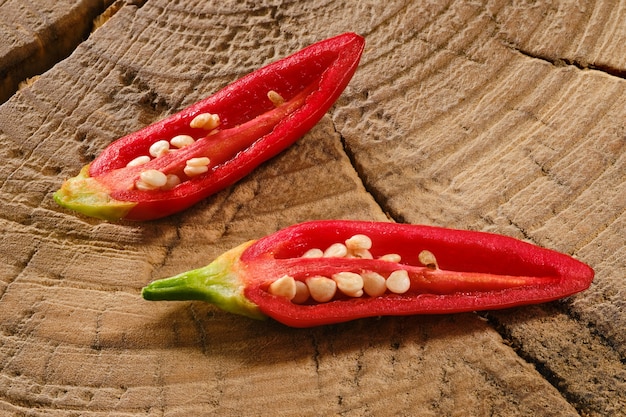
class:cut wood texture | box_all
[0,1,624,416]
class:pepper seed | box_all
[163,174,181,190]
[184,157,210,177]
[302,248,324,258]
[418,250,438,269]
[292,281,310,304]
[149,140,170,158]
[136,169,168,190]
[184,165,209,177]
[332,272,364,297]
[268,90,285,106]
[186,157,211,167]
[190,113,220,130]
[126,155,151,167]
[386,270,411,294]
[306,276,337,303]
[323,243,348,258]
[345,234,372,251]
[170,134,195,148]
[379,253,402,263]
[268,275,297,300]
[361,271,387,297]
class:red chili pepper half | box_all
[54,33,365,221]
[141,220,594,327]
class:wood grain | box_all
[1,0,624,416]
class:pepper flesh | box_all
[142,220,595,327]
[54,33,365,221]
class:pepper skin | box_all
[54,33,365,221]
[141,220,595,328]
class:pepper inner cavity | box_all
[267,234,437,304]
[129,88,296,191]
[129,112,221,191]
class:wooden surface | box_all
[1,1,624,416]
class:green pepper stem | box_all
[141,241,266,320]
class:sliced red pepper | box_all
[141,220,595,327]
[54,33,365,221]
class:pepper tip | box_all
[54,165,136,221]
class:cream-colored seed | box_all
[149,140,170,158]
[190,113,220,130]
[184,157,211,177]
[332,272,364,297]
[186,157,211,167]
[137,169,167,189]
[302,248,324,258]
[126,155,151,167]
[135,180,154,191]
[267,90,285,106]
[379,253,402,263]
[292,281,310,304]
[163,174,181,190]
[170,134,195,148]
[386,270,411,294]
[345,234,372,251]
[418,250,438,269]
[268,275,297,300]
[306,276,337,303]
[323,243,348,258]
[184,165,209,177]
[361,271,387,297]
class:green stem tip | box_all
[141,241,266,321]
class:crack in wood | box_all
[1,1,116,104]
[482,311,587,409]
[310,331,321,375]
[189,303,209,355]
[332,120,405,224]
[511,46,626,80]
[483,309,626,417]
[2,0,152,105]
